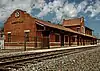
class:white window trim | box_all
[24,30,30,33]
[7,32,11,34]
[82,26,85,33]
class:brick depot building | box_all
[4,9,97,49]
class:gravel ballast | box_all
[10,46,100,71]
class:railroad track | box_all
[0,46,98,71]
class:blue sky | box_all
[0,0,100,36]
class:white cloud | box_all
[85,0,100,17]
[63,2,77,18]
[37,0,78,22]
[77,0,88,12]
[0,0,100,24]
[95,16,100,20]
[36,0,91,22]
[0,0,33,22]
[37,5,50,17]
[0,0,48,22]
[37,0,64,18]
[32,0,46,10]
[0,0,89,23]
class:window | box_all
[15,11,20,18]
[0,33,3,38]
[81,17,83,23]
[65,36,68,42]
[72,37,75,42]
[36,24,44,31]
[25,32,29,42]
[55,34,59,42]
[82,26,85,33]
[77,27,80,32]
[8,33,11,42]
[36,22,44,31]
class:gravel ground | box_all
[9,46,100,71]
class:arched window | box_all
[82,26,85,33]
[7,32,11,42]
[77,27,80,32]
[55,34,60,42]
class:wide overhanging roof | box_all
[35,19,96,39]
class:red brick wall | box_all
[49,33,55,42]
[63,17,85,33]
[4,9,37,42]
[63,18,81,26]
[4,9,62,47]
[68,26,80,32]
[85,29,92,35]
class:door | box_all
[42,31,50,48]
[61,34,64,46]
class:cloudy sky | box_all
[0,0,100,36]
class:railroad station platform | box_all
[0,44,99,58]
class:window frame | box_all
[55,34,60,42]
[77,27,80,32]
[8,33,11,42]
[25,32,29,42]
[65,35,68,42]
